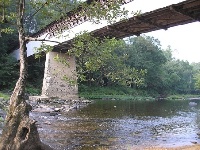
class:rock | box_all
[0,109,6,118]
[56,99,65,104]
[54,108,61,112]
[191,141,197,144]
[49,112,58,116]
[60,105,71,112]
[82,100,92,103]
[64,108,70,112]
[32,107,54,113]
[72,100,80,104]
[29,96,92,114]
[44,121,51,125]
[62,105,70,110]
[71,104,79,109]
[29,96,50,103]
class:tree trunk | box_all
[0,0,53,149]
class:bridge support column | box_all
[41,52,78,99]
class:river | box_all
[29,99,200,150]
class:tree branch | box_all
[25,36,61,44]
[24,2,47,21]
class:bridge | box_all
[12,0,200,99]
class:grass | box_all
[0,92,10,100]
[79,85,200,101]
[25,83,42,95]
[0,91,10,111]
[79,85,156,100]
[166,94,200,100]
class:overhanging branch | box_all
[25,37,61,44]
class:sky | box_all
[124,0,200,63]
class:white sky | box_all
[124,0,200,63]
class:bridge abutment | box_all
[41,52,78,99]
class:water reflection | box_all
[31,100,200,150]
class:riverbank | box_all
[145,145,200,150]
[79,85,200,101]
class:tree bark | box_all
[0,0,53,149]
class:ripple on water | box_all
[29,100,200,149]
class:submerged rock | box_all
[189,102,197,106]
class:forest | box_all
[1,33,200,98]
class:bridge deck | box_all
[33,0,133,38]
[92,0,200,38]
[57,0,200,50]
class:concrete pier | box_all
[41,52,78,99]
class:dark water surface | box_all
[31,99,200,150]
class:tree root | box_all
[0,101,53,150]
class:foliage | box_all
[191,63,200,88]
[25,85,41,95]
[0,0,17,36]
[163,59,193,94]
[157,45,194,94]
[68,32,146,87]
[0,0,19,90]
[124,36,167,92]
[34,43,54,58]
[0,33,19,90]
[83,0,129,24]
[26,60,45,95]
[194,72,200,90]
[0,54,18,89]
[23,0,130,35]
[24,0,78,34]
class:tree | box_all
[0,0,50,149]
[124,35,167,93]
[194,72,200,90]
[68,32,146,87]
[159,45,196,94]
[191,62,200,93]
[0,0,132,149]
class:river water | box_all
[29,99,200,150]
